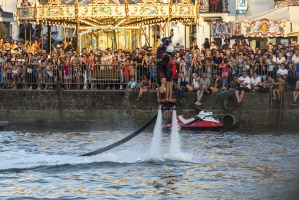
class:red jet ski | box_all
[164,106,224,130]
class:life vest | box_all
[168,56,177,78]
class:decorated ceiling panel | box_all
[17,0,199,28]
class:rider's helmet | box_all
[162,37,172,46]
[166,45,174,53]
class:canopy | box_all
[233,6,299,37]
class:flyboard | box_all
[79,97,178,156]
[79,113,157,156]
[80,30,177,157]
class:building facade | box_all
[9,0,297,50]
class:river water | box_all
[0,124,299,199]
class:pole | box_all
[47,24,51,53]
[41,25,44,50]
[30,23,32,44]
[64,23,66,44]
[24,23,27,44]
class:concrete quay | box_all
[0,90,298,131]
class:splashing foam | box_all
[0,109,194,171]
[147,108,163,161]
[167,110,193,161]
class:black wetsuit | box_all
[156,44,167,82]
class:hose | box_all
[79,113,158,156]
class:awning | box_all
[233,6,299,37]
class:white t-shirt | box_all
[291,54,299,64]
[239,76,251,90]
[193,78,200,88]
[276,68,288,76]
[276,56,285,64]
[250,77,262,86]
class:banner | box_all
[211,20,232,38]
[243,18,288,37]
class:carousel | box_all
[16,0,202,52]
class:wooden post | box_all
[138,27,141,48]
[113,29,117,51]
[154,23,157,48]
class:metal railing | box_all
[0,63,298,90]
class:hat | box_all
[248,51,254,54]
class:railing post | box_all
[83,69,88,90]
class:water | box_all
[1,128,299,199]
[148,108,163,159]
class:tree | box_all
[0,23,7,38]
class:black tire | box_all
[223,95,237,111]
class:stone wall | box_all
[0,90,298,130]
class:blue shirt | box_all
[128,81,137,89]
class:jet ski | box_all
[164,106,224,130]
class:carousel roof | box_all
[62,0,122,5]
[17,0,198,30]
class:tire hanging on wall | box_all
[223,95,237,111]
[222,114,239,128]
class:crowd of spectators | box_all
[0,35,299,106]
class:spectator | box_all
[235,71,251,105]
[175,71,189,104]
[272,75,285,101]
[222,39,230,50]
[183,50,192,79]
[202,38,210,49]
[254,57,267,82]
[195,72,211,105]
[210,73,226,93]
[292,49,299,76]
[219,58,228,77]
[262,75,275,91]
[212,50,222,73]
[190,73,200,91]
[135,74,151,102]
[125,76,137,98]
[190,41,199,51]
[276,63,288,79]
[250,72,262,92]
[291,77,299,106]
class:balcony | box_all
[198,0,229,13]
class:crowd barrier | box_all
[0,63,297,90]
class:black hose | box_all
[79,113,158,156]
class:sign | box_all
[236,0,247,11]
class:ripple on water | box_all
[0,130,298,199]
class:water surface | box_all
[0,129,299,199]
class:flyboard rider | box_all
[156,29,174,100]
[162,45,176,102]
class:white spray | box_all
[148,108,163,159]
[169,109,182,156]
